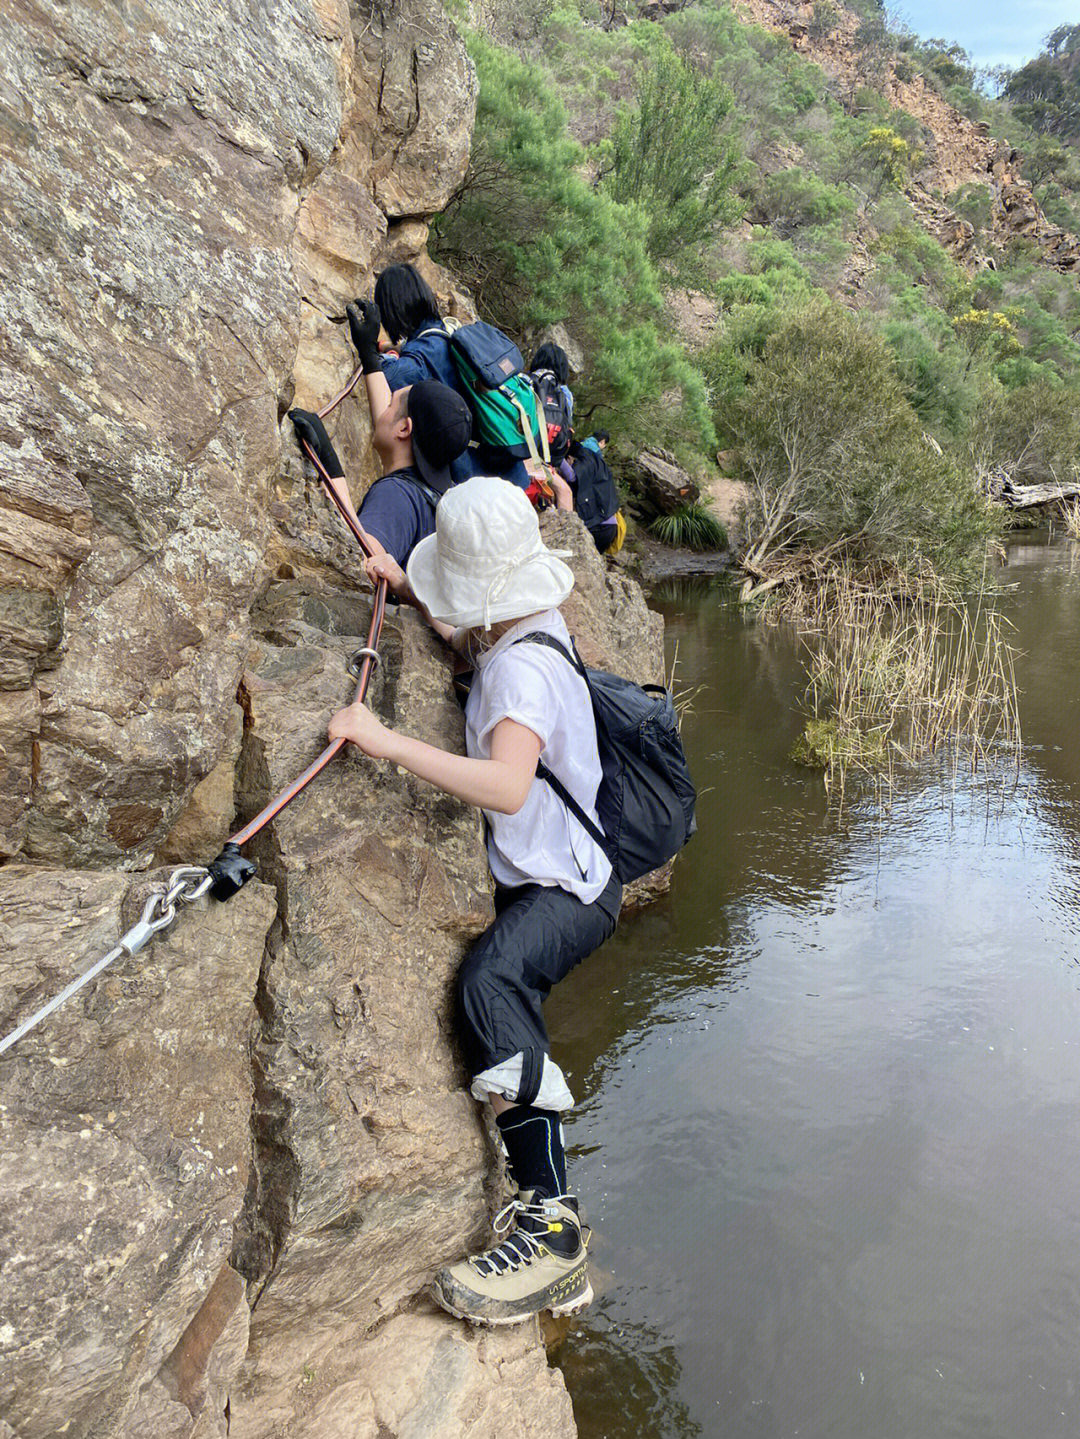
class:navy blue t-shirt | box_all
[357,467,435,566]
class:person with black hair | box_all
[528,342,574,421]
[360,264,534,490]
[581,429,610,455]
[373,265,455,391]
[360,265,478,490]
[527,341,576,511]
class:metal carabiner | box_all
[162,865,213,908]
[118,890,178,957]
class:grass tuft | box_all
[778,565,1022,801]
[650,503,727,552]
[1060,497,1080,540]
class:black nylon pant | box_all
[456,872,622,1099]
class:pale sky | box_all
[893,0,1077,71]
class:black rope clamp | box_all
[207,842,257,901]
[346,646,380,679]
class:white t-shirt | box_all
[463,609,612,904]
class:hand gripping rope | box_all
[1,365,381,1055]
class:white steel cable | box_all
[0,867,213,1056]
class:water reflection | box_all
[556,1320,702,1439]
[552,536,1080,1439]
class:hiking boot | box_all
[432,1192,592,1326]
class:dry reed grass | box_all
[1059,497,1080,540]
[777,564,1022,801]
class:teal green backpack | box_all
[424,321,548,462]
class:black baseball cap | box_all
[407,381,472,496]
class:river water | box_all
[550,535,1080,1439]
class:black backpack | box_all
[517,633,697,883]
[568,441,619,536]
[531,369,573,465]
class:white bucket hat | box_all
[406,475,575,629]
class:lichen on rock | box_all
[0,1,669,1433]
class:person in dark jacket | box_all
[528,342,575,427]
[365,266,477,486]
[367,264,529,489]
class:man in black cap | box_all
[290,376,472,567]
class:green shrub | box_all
[432,33,717,454]
[883,317,974,435]
[650,502,727,551]
[948,182,994,235]
[809,1,838,39]
[754,169,854,233]
[605,43,743,270]
[870,224,966,308]
[735,300,999,583]
[970,378,1080,484]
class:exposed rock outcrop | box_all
[733,0,1080,274]
[0,0,665,1434]
[0,866,277,1438]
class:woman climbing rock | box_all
[328,475,621,1324]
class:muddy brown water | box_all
[549,535,1080,1439]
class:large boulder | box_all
[626,449,702,517]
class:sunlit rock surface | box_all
[0,3,664,1432]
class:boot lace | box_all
[468,1195,574,1278]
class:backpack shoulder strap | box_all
[513,632,608,851]
[391,469,442,508]
[514,629,585,674]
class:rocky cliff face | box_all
[0,3,664,1435]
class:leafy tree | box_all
[917,39,975,92]
[733,301,997,588]
[605,44,743,270]
[432,33,716,453]
[1004,25,1080,139]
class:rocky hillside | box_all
[736,0,1080,273]
[0,2,666,1435]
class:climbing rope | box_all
[1,367,386,1052]
[209,431,385,869]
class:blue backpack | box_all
[517,633,697,882]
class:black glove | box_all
[347,299,384,374]
[289,409,345,479]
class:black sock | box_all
[496,1105,567,1198]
